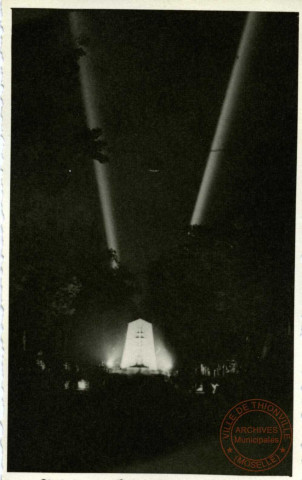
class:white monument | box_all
[120,319,158,371]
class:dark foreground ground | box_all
[8,366,292,474]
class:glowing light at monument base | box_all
[106,358,115,369]
[156,349,173,373]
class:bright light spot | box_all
[64,380,70,390]
[156,346,173,373]
[77,379,89,391]
[106,358,114,369]
[211,382,219,394]
[160,358,173,372]
[196,384,204,394]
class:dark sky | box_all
[88,11,246,268]
[11,10,298,272]
[11,10,298,360]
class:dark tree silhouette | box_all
[147,223,292,374]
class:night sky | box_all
[11,10,298,361]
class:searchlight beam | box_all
[70,12,119,266]
[190,13,261,226]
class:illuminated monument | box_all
[121,319,158,372]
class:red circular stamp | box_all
[220,399,292,472]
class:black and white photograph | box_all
[4,4,299,476]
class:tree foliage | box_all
[146,224,291,369]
